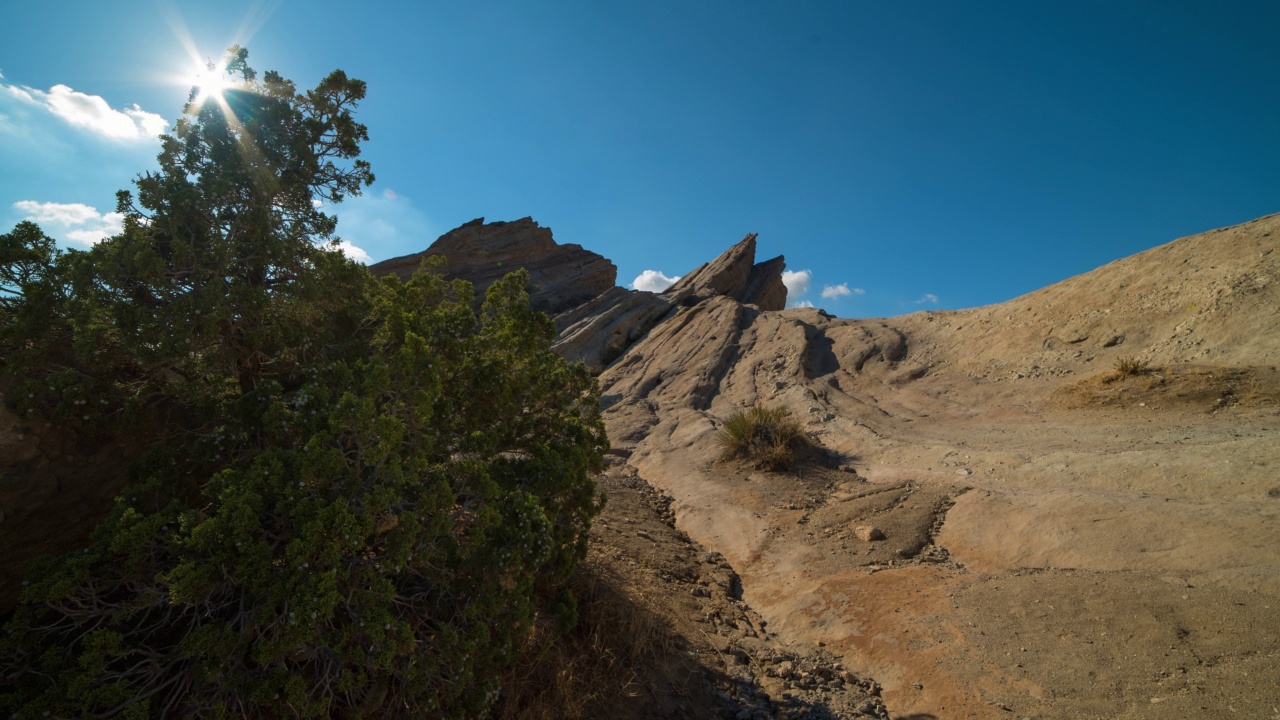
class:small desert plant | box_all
[717,405,810,471]
[1112,356,1151,378]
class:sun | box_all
[192,61,231,105]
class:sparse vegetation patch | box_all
[1111,355,1152,379]
[718,405,811,471]
[1054,363,1280,412]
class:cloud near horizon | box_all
[915,293,940,304]
[13,200,123,245]
[631,269,681,292]
[821,283,864,299]
[3,81,166,142]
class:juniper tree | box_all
[0,48,605,719]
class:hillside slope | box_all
[596,213,1279,719]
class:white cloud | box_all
[0,81,166,142]
[5,85,34,103]
[13,200,123,245]
[13,200,100,225]
[915,293,940,305]
[331,239,371,264]
[631,269,681,292]
[781,269,812,298]
[782,269,816,309]
[821,283,865,299]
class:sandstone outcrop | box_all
[550,230,791,374]
[739,254,788,311]
[663,233,788,311]
[369,217,617,315]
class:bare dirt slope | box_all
[600,213,1280,719]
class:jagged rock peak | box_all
[369,217,617,315]
[663,233,787,311]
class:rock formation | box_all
[551,233,789,373]
[663,233,788,310]
[368,217,617,315]
[591,211,1280,718]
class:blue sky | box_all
[2,1,1277,317]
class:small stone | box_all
[854,525,885,542]
[956,468,973,475]
[912,683,924,690]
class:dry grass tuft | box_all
[717,405,811,471]
[1111,356,1152,380]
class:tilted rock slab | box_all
[663,233,789,311]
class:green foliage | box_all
[717,405,809,471]
[0,48,605,719]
